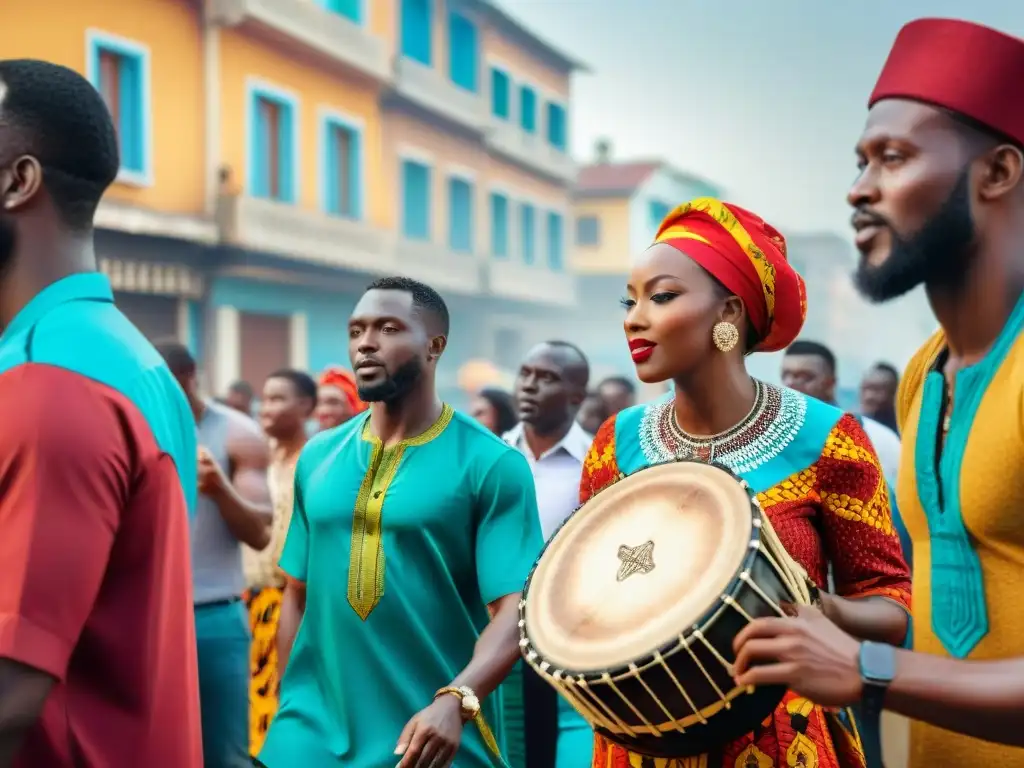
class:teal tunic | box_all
[260,405,544,768]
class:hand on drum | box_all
[394,695,464,768]
[731,604,863,708]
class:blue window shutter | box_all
[490,193,508,258]
[279,102,295,203]
[448,178,473,252]
[118,55,144,173]
[348,128,362,219]
[490,68,509,119]
[448,12,478,92]
[649,200,671,230]
[576,216,599,245]
[520,87,536,133]
[401,0,432,65]
[402,161,430,240]
[547,212,564,270]
[252,98,269,198]
[546,103,566,151]
[324,0,361,23]
[324,123,339,214]
[521,203,535,264]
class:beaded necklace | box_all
[637,380,807,474]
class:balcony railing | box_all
[216,195,485,294]
[486,258,577,306]
[392,57,487,132]
[208,0,391,83]
[485,118,576,184]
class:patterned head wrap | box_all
[319,365,367,415]
[653,197,806,353]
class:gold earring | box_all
[712,321,740,353]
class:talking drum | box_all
[518,459,815,758]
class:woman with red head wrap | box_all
[315,365,367,431]
[578,198,911,768]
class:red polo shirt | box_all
[0,274,202,767]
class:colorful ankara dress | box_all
[580,381,912,768]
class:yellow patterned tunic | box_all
[895,310,1024,765]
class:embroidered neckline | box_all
[638,381,806,474]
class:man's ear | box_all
[428,334,447,362]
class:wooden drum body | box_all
[518,460,812,758]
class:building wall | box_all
[208,277,360,391]
[628,169,722,257]
[570,197,631,274]
[482,24,571,98]
[5,0,206,216]
[383,111,569,255]
[217,28,388,228]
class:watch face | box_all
[860,641,896,683]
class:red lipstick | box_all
[629,338,656,363]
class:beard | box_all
[854,169,975,303]
[0,212,15,278]
[357,357,423,404]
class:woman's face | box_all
[622,242,741,383]
[469,396,499,434]
[316,384,353,430]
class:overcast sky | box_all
[499,1,1024,237]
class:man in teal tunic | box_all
[259,276,544,768]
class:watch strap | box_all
[434,686,506,766]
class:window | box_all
[319,0,361,22]
[401,0,432,65]
[519,85,537,134]
[649,200,672,230]
[86,31,150,182]
[520,203,536,264]
[448,176,473,253]
[490,192,509,258]
[248,85,298,203]
[576,215,600,246]
[546,212,564,271]
[401,159,431,240]
[321,116,362,219]
[448,11,478,92]
[546,102,567,152]
[490,67,510,120]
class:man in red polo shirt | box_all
[0,59,202,766]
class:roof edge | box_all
[467,0,590,74]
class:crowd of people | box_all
[2,12,1024,768]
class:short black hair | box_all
[871,361,900,380]
[542,340,590,387]
[786,340,836,375]
[267,368,318,404]
[598,375,636,394]
[154,339,196,377]
[365,276,450,335]
[944,107,1024,154]
[478,387,517,434]
[228,380,254,397]
[0,59,120,231]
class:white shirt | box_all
[503,421,593,541]
[861,416,901,486]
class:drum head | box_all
[525,461,755,673]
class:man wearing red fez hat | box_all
[732,17,1024,767]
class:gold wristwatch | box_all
[434,686,504,764]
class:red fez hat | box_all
[870,19,1024,146]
